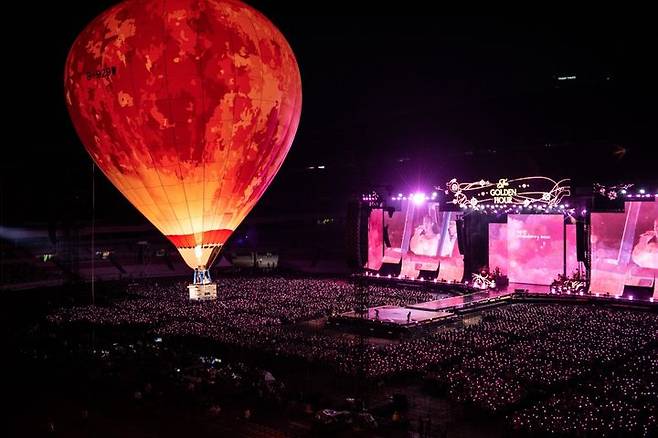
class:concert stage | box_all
[340,305,453,326]
[331,282,555,334]
[363,180,658,301]
[330,281,657,337]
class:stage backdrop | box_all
[591,200,658,297]
[507,214,565,286]
[437,211,464,282]
[401,202,441,277]
[368,200,463,280]
[382,207,407,264]
[489,215,572,286]
[367,209,384,270]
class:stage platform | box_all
[333,282,554,331]
[340,305,453,326]
[405,283,550,312]
[408,290,507,311]
[329,282,656,337]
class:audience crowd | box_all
[47,277,658,436]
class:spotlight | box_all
[412,192,426,205]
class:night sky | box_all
[2,3,656,228]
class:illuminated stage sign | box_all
[444,177,571,208]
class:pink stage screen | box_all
[372,201,463,279]
[401,203,442,276]
[488,223,508,276]
[437,212,464,282]
[383,206,408,263]
[401,206,463,279]
[507,214,565,285]
[367,209,384,270]
[591,201,658,295]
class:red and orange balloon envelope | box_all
[65,0,302,270]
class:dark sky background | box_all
[1,3,656,228]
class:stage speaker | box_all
[380,260,402,277]
[420,269,439,280]
[622,284,654,300]
[576,220,586,262]
[456,218,465,255]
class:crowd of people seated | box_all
[46,278,658,436]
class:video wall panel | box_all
[368,200,463,280]
[591,201,658,296]
[507,214,565,285]
[382,208,407,264]
[366,208,383,270]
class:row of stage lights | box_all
[367,190,656,204]
[460,203,587,216]
[361,192,380,202]
[389,192,439,204]
[598,185,658,200]
[621,190,657,198]
[556,290,655,303]
[363,271,460,283]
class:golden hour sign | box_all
[444,177,571,208]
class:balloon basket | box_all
[188,283,218,301]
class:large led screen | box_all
[591,201,658,295]
[401,207,464,279]
[371,200,463,280]
[367,209,384,270]
[401,203,442,276]
[383,206,408,263]
[437,212,464,282]
[507,214,565,285]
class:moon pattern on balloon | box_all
[65,0,302,270]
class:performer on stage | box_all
[410,214,440,257]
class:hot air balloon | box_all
[64,0,302,294]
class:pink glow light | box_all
[412,193,426,205]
